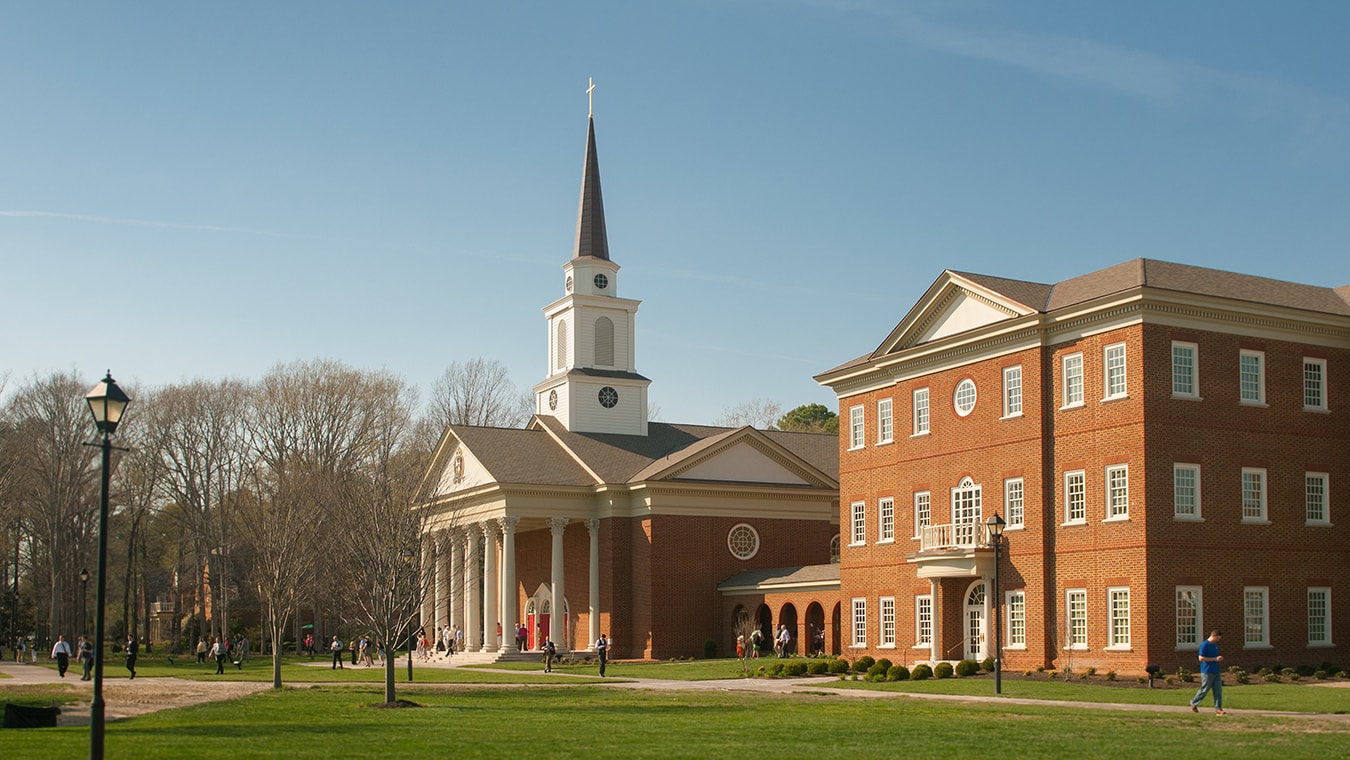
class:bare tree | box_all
[715,398,783,429]
[429,359,532,429]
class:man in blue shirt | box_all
[1189,630,1224,715]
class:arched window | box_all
[594,317,615,366]
[556,320,568,370]
[830,534,841,564]
[951,477,982,546]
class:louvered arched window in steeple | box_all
[594,317,614,366]
[556,320,568,371]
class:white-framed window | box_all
[1243,586,1270,648]
[726,523,760,560]
[1304,358,1327,411]
[951,477,983,546]
[1003,365,1023,418]
[1240,349,1265,405]
[1064,470,1086,524]
[1308,587,1333,646]
[1176,586,1203,650]
[1004,478,1024,529]
[1066,589,1088,650]
[1105,465,1129,520]
[913,388,930,435]
[953,378,977,417]
[849,405,865,449]
[1174,464,1201,520]
[915,595,933,647]
[852,598,867,647]
[1241,468,1267,522]
[877,398,894,443]
[830,534,840,563]
[880,596,896,648]
[878,497,895,543]
[1172,341,1199,398]
[1306,472,1330,525]
[1107,587,1131,649]
[1062,353,1084,408]
[1006,590,1026,648]
[1104,343,1127,399]
[913,491,931,538]
[850,501,866,545]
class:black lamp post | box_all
[401,547,416,684]
[85,371,130,760]
[79,568,90,637]
[985,513,1006,695]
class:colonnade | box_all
[421,516,602,654]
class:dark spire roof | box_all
[573,117,610,261]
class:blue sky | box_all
[4,1,1349,425]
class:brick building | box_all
[816,260,1349,673]
[415,114,839,660]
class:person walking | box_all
[79,635,95,680]
[543,638,557,672]
[595,633,609,677]
[211,636,228,674]
[330,635,344,669]
[1189,630,1225,715]
[51,634,73,678]
[124,634,138,679]
[195,638,207,664]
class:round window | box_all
[727,523,760,560]
[548,389,558,410]
[598,386,619,408]
[953,378,977,417]
[593,273,609,290]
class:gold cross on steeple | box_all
[587,77,596,118]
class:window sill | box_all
[1060,402,1085,411]
[1101,394,1129,403]
[1306,521,1333,527]
[1003,644,1026,651]
[1173,515,1204,522]
[847,445,865,452]
[1171,394,1202,401]
[1175,645,1200,652]
[1303,406,1330,414]
[1243,643,1274,650]
[1004,524,1025,532]
[1239,400,1268,408]
[1240,518,1271,525]
[1061,520,1087,528]
[911,431,930,439]
[1308,642,1335,649]
[847,542,866,548]
[877,644,896,650]
[877,538,895,545]
[1104,645,1132,652]
[876,438,894,447]
[1102,516,1130,524]
[1065,645,1088,652]
[999,412,1024,421]
[912,643,932,650]
[849,645,867,649]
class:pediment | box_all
[875,272,1035,356]
[633,428,835,489]
[674,440,811,485]
[432,440,494,497]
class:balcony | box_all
[908,522,996,579]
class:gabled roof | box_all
[448,425,594,486]
[573,117,610,262]
[717,563,840,592]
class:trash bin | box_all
[3,702,61,728]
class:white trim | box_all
[1306,472,1331,526]
[1173,463,1202,520]
[1241,467,1267,523]
[849,501,866,546]
[1103,342,1128,401]
[851,597,868,648]
[953,378,977,417]
[1175,585,1203,650]
[913,387,930,435]
[913,491,931,540]
[1002,364,1023,419]
[914,594,933,648]
[1004,477,1024,529]
[1239,349,1266,406]
[848,405,865,450]
[878,496,895,543]
[1171,341,1200,399]
[1006,589,1026,649]
[1105,464,1129,520]
[1063,470,1086,525]
[1066,588,1087,650]
[1308,587,1333,647]
[1243,586,1270,648]
[1062,352,1084,409]
[1303,357,1328,412]
[877,397,894,444]
[1106,586,1131,650]
[880,596,896,648]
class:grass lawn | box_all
[0,684,1346,759]
[485,656,766,681]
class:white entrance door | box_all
[965,582,986,660]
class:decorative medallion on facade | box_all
[727,523,760,560]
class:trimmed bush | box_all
[981,656,995,672]
[1233,668,1250,685]
[1176,667,1194,683]
[1106,670,1117,681]
[827,658,850,674]
[1263,672,1281,682]
[785,662,808,677]
[808,661,828,676]
[934,662,954,679]
[853,655,876,673]
[766,661,785,676]
[875,658,893,672]
[954,659,979,677]
[1084,666,1097,676]
[866,663,888,681]
[886,665,908,682]
[909,663,932,681]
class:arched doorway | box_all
[964,581,986,660]
[777,603,798,656]
[756,604,773,656]
[805,602,825,656]
[526,585,570,650]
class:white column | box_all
[420,536,435,635]
[549,516,568,652]
[499,516,520,653]
[465,525,482,651]
[450,529,464,632]
[929,578,940,663]
[586,518,600,651]
[435,531,449,632]
[481,520,499,652]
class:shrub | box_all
[910,664,933,681]
[766,662,785,677]
[1084,666,1097,676]
[785,662,808,677]
[1296,665,1315,677]
[867,663,888,681]
[1289,673,1302,681]
[1281,667,1297,677]
[1047,670,1058,679]
[1164,676,1175,685]
[808,661,828,676]
[854,656,876,673]
[1025,670,1035,678]
[703,640,718,659]
[828,659,850,674]
[981,656,995,672]
[1232,668,1250,685]
[1337,671,1349,680]
[1320,661,1339,674]
[1315,670,1329,680]
[887,665,908,682]
[1035,665,1045,673]
[875,658,893,672]
[1263,672,1281,683]
[1106,670,1117,681]
[934,662,954,679]
[954,659,979,677]
[1136,676,1147,684]
[1176,667,1195,683]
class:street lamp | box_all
[79,568,90,637]
[985,513,1006,695]
[401,547,416,684]
[85,371,130,760]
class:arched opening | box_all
[776,603,799,656]
[594,316,614,366]
[805,602,825,656]
[755,604,773,657]
[830,602,842,656]
[556,320,568,370]
[964,580,986,661]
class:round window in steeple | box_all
[548,389,558,411]
[598,386,619,408]
[593,273,609,290]
[565,276,573,293]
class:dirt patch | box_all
[56,678,272,726]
